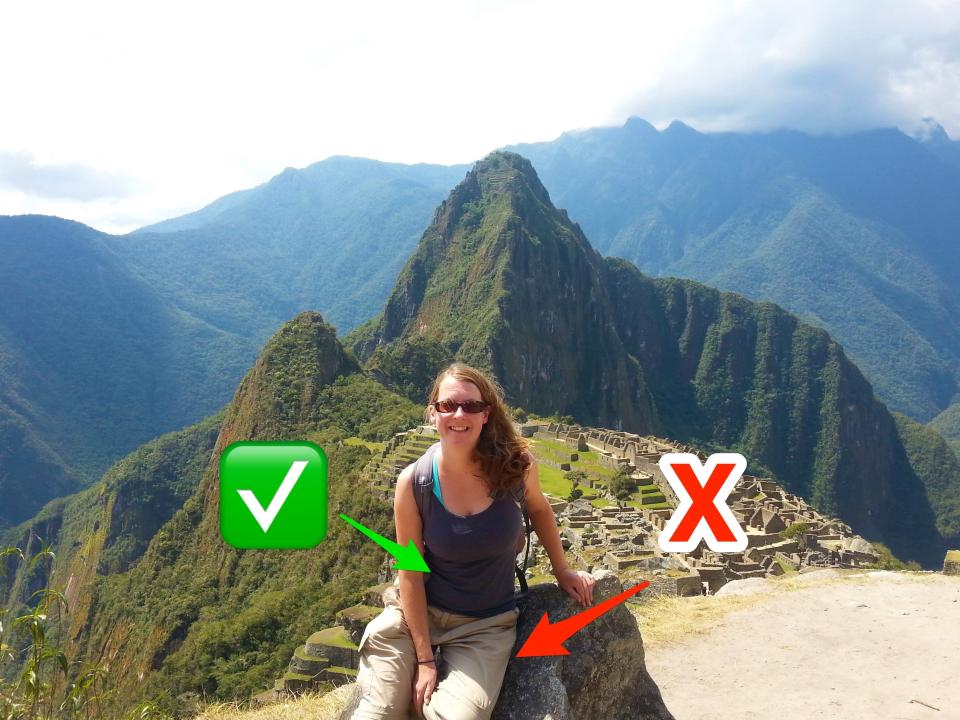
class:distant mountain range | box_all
[506,118,960,421]
[3,153,958,714]
[121,157,466,337]
[0,216,253,526]
[124,118,960,422]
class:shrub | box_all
[780,522,810,541]
[0,545,172,720]
[608,469,637,500]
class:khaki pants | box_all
[351,592,519,720]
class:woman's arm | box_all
[523,455,596,607]
[394,465,437,717]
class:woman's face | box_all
[430,376,491,449]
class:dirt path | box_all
[641,571,960,720]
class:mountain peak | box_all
[349,152,657,429]
[465,150,553,207]
[224,311,358,443]
[664,119,698,135]
[915,117,952,145]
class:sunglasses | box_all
[433,399,490,414]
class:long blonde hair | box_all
[426,363,530,496]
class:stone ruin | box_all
[945,550,960,576]
[518,421,881,601]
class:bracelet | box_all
[416,658,436,665]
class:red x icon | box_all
[658,453,747,553]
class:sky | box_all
[2,0,959,234]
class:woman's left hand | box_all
[555,568,595,607]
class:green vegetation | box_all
[535,464,572,499]
[930,403,960,459]
[0,414,221,630]
[865,542,922,571]
[8,141,960,715]
[124,159,464,337]
[1,546,171,720]
[0,216,254,528]
[349,152,656,429]
[60,314,423,712]
[780,522,811,541]
[608,470,638,500]
[893,413,960,544]
[342,437,386,453]
[512,120,960,422]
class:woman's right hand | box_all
[413,661,438,718]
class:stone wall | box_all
[944,550,960,576]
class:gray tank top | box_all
[413,444,521,618]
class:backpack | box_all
[411,442,532,597]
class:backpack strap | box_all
[411,442,440,520]
[512,478,532,599]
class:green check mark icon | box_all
[237,460,307,532]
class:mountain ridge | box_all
[0,215,254,526]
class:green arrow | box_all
[339,514,430,572]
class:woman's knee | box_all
[360,607,412,651]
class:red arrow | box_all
[515,580,650,658]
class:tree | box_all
[608,468,637,500]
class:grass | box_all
[536,463,573,498]
[309,627,357,650]
[576,451,617,478]
[626,500,673,510]
[530,438,643,503]
[775,558,798,574]
[529,438,576,463]
[194,685,356,720]
[343,436,385,452]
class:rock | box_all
[944,550,960,576]
[563,499,596,517]
[336,571,673,720]
[843,537,875,555]
[492,570,672,720]
[714,577,770,597]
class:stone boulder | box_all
[843,537,876,556]
[337,571,673,719]
[944,550,960,576]
[492,570,672,720]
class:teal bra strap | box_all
[432,452,444,506]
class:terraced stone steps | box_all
[361,428,437,498]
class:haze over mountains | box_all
[124,158,466,337]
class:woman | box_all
[352,363,595,720]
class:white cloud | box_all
[0,152,139,201]
[1,0,958,233]
[618,0,960,136]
